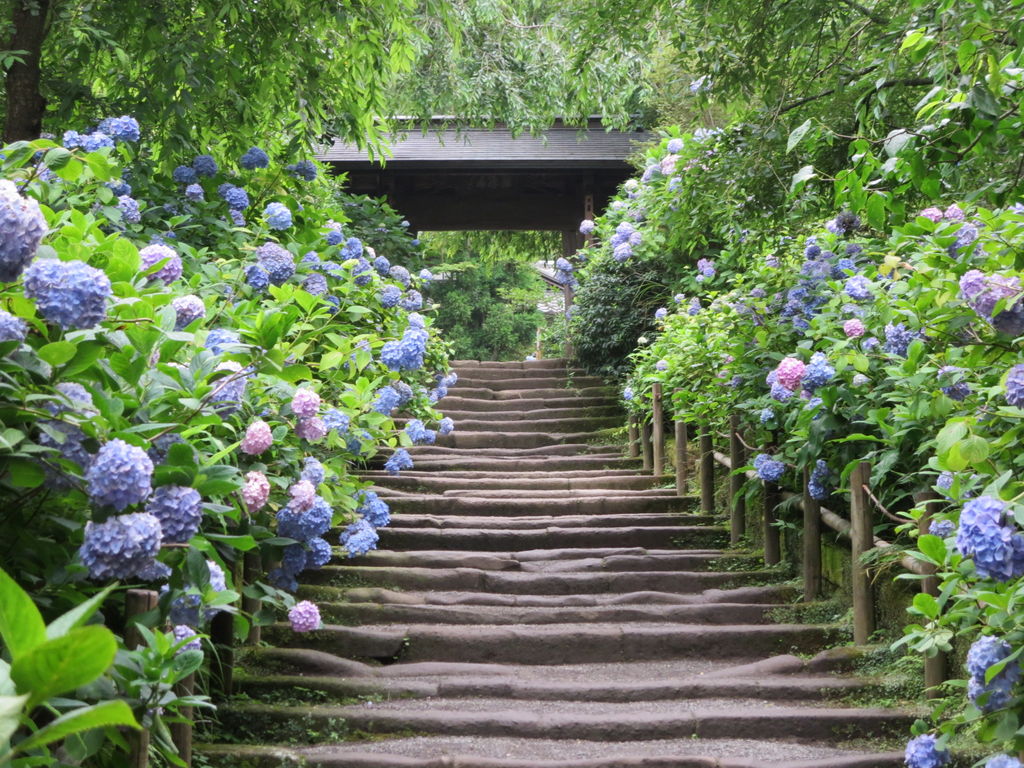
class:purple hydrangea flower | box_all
[289,600,321,632]
[296,416,327,442]
[184,183,204,202]
[139,243,183,284]
[242,471,270,512]
[775,357,806,391]
[802,353,834,391]
[937,366,971,401]
[241,420,273,455]
[23,258,111,329]
[340,518,379,557]
[844,318,865,338]
[145,485,202,543]
[0,309,27,342]
[117,195,141,224]
[291,388,321,418]
[904,734,950,768]
[172,294,205,330]
[240,146,269,169]
[1006,364,1024,407]
[79,511,162,580]
[264,202,292,230]
[289,479,317,512]
[928,519,954,537]
[86,439,154,510]
[172,624,202,654]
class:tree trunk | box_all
[4,0,51,143]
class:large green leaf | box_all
[0,567,45,661]
[10,626,117,710]
[45,586,115,641]
[12,699,139,754]
[0,693,29,748]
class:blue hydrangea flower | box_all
[753,453,785,483]
[0,179,48,282]
[78,132,114,152]
[172,624,201,654]
[352,257,372,285]
[218,183,250,210]
[666,138,684,153]
[302,272,328,297]
[79,511,162,580]
[770,382,793,402]
[802,352,834,392]
[904,734,950,768]
[419,268,433,283]
[210,361,249,414]
[86,439,154,510]
[956,496,1024,581]
[301,457,325,487]
[146,485,202,543]
[184,183,205,202]
[759,408,774,424]
[341,237,363,260]
[928,519,954,537]
[245,264,270,291]
[389,265,411,286]
[167,560,227,625]
[392,380,414,405]
[938,366,971,401]
[966,635,1021,712]
[844,275,872,301]
[192,155,218,177]
[438,417,454,435]
[173,165,199,185]
[254,241,295,285]
[399,290,423,311]
[323,408,350,434]
[405,419,436,445]
[97,116,140,143]
[116,195,141,224]
[985,756,1023,768]
[384,447,414,475]
[264,202,292,230]
[23,259,111,330]
[380,284,401,308]
[277,496,333,541]
[285,160,317,180]
[0,309,27,342]
[307,537,332,568]
[371,386,401,415]
[936,471,954,492]
[340,518,379,557]
[281,543,307,575]
[106,180,131,197]
[1005,364,1024,407]
[373,255,391,276]
[325,227,345,246]
[807,460,831,500]
[356,490,390,528]
[654,307,667,320]
[623,387,634,401]
[267,567,298,592]
[240,146,270,169]
[883,323,916,357]
[688,297,701,315]
[204,328,240,355]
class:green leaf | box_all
[786,120,812,153]
[11,625,117,710]
[911,592,939,620]
[916,534,947,566]
[0,693,29,747]
[12,699,139,754]
[37,341,78,367]
[865,193,887,230]
[0,567,46,660]
[960,435,990,465]
[5,459,45,488]
[935,421,968,456]
[45,586,115,641]
[790,165,816,193]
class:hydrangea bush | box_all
[0,126,454,761]
[572,128,1024,760]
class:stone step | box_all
[436,416,622,433]
[439,395,618,412]
[303,566,772,594]
[377,488,679,500]
[452,358,570,370]
[200,741,904,768]
[363,469,647,480]
[315,601,779,626]
[378,525,728,551]
[455,376,608,390]
[380,496,699,517]
[429,431,612,450]
[261,623,843,664]
[347,549,736,572]
[451,365,587,379]
[379,456,643,473]
[440,406,622,421]
[403,443,621,457]
[312,585,797,608]
[381,513,716,530]
[449,386,615,401]
[367,474,660,492]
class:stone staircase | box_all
[204,358,909,768]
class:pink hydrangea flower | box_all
[774,357,806,391]
[944,204,965,221]
[918,207,943,223]
[241,471,270,512]
[844,318,866,338]
[288,600,321,633]
[240,420,273,455]
[296,416,327,442]
[291,388,320,418]
[288,479,316,512]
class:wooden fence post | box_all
[169,673,194,766]
[627,414,640,459]
[641,421,653,473]
[674,408,688,496]
[209,611,235,697]
[242,550,263,646]
[699,428,714,515]
[915,490,947,698]
[762,482,781,566]
[850,462,875,645]
[802,466,822,601]
[125,589,158,768]
[728,413,746,544]
[651,383,665,477]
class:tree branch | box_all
[835,0,888,25]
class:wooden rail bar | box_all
[728,413,745,545]
[699,428,714,515]
[850,462,875,645]
[802,466,822,601]
[651,383,665,477]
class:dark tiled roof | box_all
[317,122,647,169]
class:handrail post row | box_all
[849,462,876,645]
[170,673,195,766]
[641,420,653,473]
[762,481,781,566]
[627,414,640,458]
[651,383,665,477]
[242,550,263,645]
[210,607,236,697]
[915,490,948,698]
[802,466,822,601]
[125,589,158,768]
[699,428,714,515]
[674,403,688,496]
[728,413,746,545]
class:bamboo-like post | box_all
[916,490,947,698]
[674,408,688,496]
[850,462,875,645]
[209,611,235,697]
[699,428,714,515]
[125,589,158,768]
[762,482,781,565]
[802,466,822,601]
[651,383,665,477]
[170,673,194,765]
[627,414,640,458]
[728,413,746,544]
[641,421,653,473]
[242,551,263,645]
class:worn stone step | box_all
[440,406,622,421]
[368,474,661,492]
[312,585,798,608]
[378,525,728,551]
[217,698,902,743]
[436,417,622,433]
[315,601,780,626]
[439,395,618,412]
[450,365,587,379]
[200,741,904,768]
[303,565,772,594]
[382,513,716,531]
[452,358,570,370]
[363,469,647,480]
[380,496,699,517]
[455,375,607,389]
[347,549,736,572]
[448,386,615,401]
[376,487,676,500]
[427,430,613,450]
[380,457,643,473]
[403,443,622,458]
